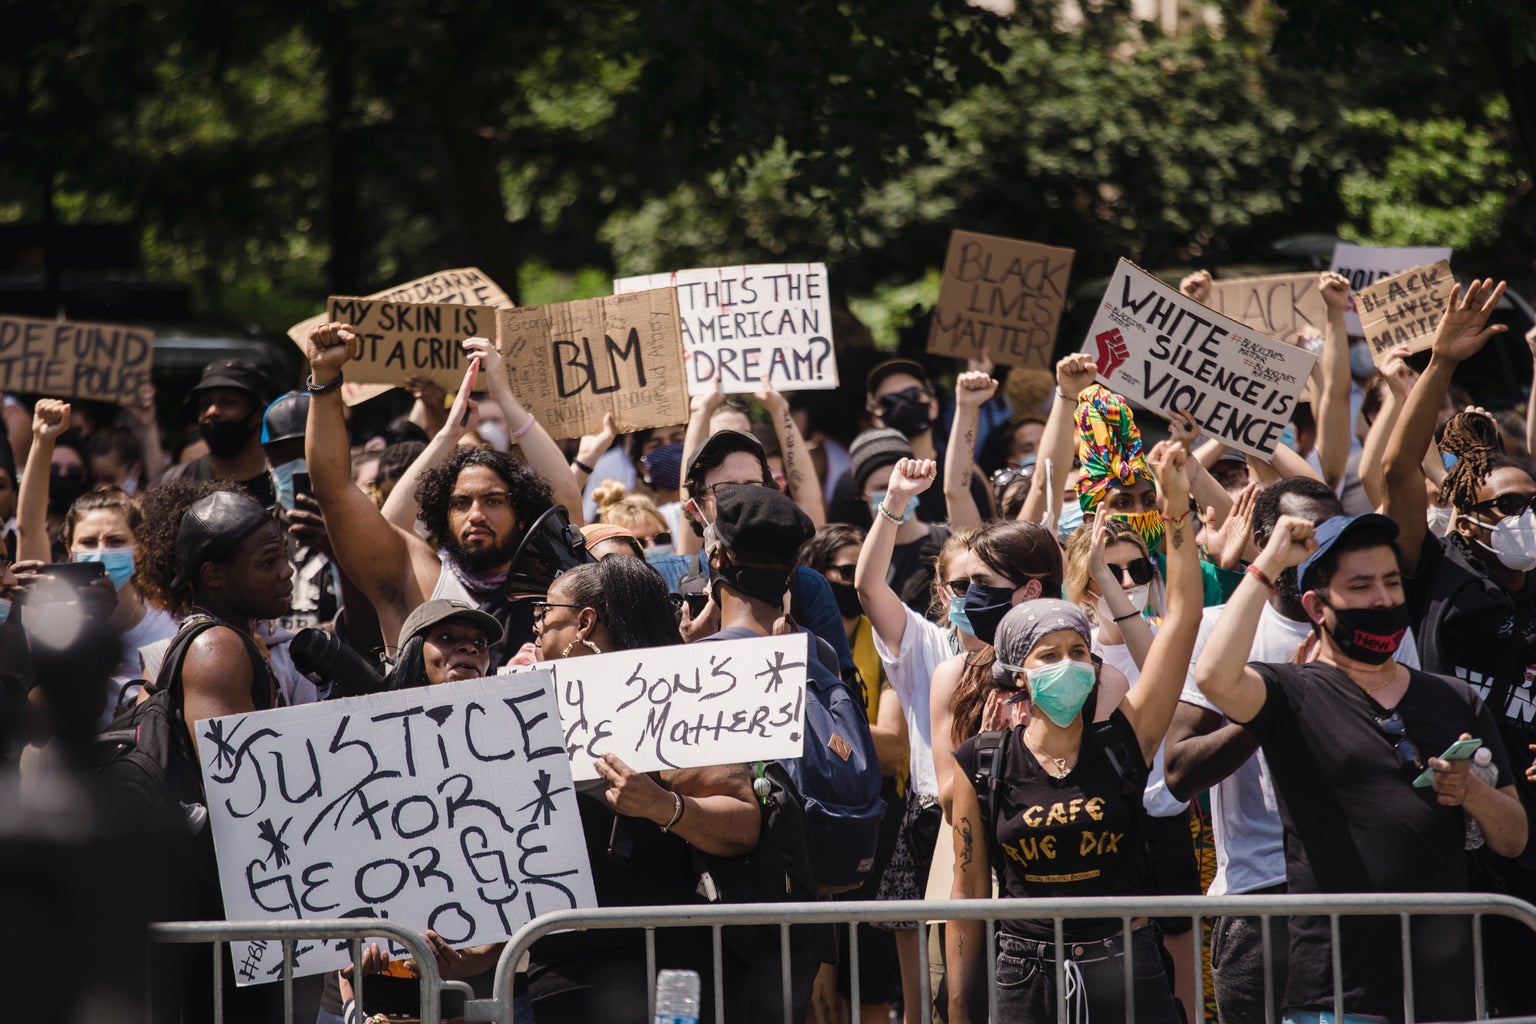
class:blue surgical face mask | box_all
[271,458,307,511]
[1441,451,1458,471]
[948,594,975,637]
[1279,424,1298,453]
[1056,502,1084,543]
[1349,341,1377,380]
[0,597,10,627]
[1023,658,1097,727]
[869,489,919,523]
[74,546,136,590]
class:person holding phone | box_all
[1195,511,1527,1023]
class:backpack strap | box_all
[969,728,1010,886]
[1091,717,1157,888]
[158,613,282,712]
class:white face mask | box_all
[1470,509,1536,572]
[1096,583,1149,625]
[1426,504,1453,536]
[478,422,509,452]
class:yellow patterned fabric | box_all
[1075,384,1151,513]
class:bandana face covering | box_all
[1105,510,1164,557]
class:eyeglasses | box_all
[532,601,580,626]
[1107,558,1156,586]
[1466,492,1536,518]
[701,480,768,501]
[942,577,969,597]
[647,532,673,549]
[1375,710,1424,772]
[825,563,857,584]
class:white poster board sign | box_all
[1329,243,1453,335]
[545,633,810,782]
[1080,260,1318,459]
[198,670,595,984]
[613,263,836,394]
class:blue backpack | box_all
[705,627,886,894]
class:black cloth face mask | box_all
[1319,600,1410,665]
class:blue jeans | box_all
[994,925,1182,1024]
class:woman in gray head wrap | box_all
[943,441,1208,1024]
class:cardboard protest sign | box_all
[1207,273,1327,342]
[0,315,153,403]
[540,632,809,782]
[1355,260,1454,366]
[324,297,496,390]
[927,230,1075,369]
[199,670,595,984]
[496,288,689,439]
[1329,243,1453,335]
[613,263,836,394]
[1081,260,1319,459]
[287,267,513,406]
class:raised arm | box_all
[1358,348,1414,510]
[1166,405,1231,529]
[1526,327,1536,458]
[1163,700,1262,803]
[382,360,479,530]
[945,371,996,530]
[1313,272,1354,490]
[122,383,169,481]
[1382,280,1507,573]
[757,383,825,526]
[945,768,992,1024]
[676,381,726,558]
[1086,511,1153,668]
[474,337,585,524]
[854,457,936,652]
[570,413,617,492]
[1019,354,1096,524]
[1194,515,1317,723]
[304,322,432,629]
[16,399,70,563]
[1119,442,1203,762]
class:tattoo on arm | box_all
[779,409,805,491]
[959,816,975,870]
[1170,526,1185,550]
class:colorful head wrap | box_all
[1074,384,1151,514]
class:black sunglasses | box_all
[1106,558,1156,586]
[874,386,928,413]
[1375,710,1424,772]
[647,532,672,548]
[825,563,857,584]
[1467,492,1536,518]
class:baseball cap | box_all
[865,358,930,402]
[1298,513,1400,593]
[171,491,275,591]
[261,391,309,446]
[580,523,645,558]
[849,428,914,494]
[192,359,274,405]
[397,598,501,651]
[683,429,771,490]
[713,485,814,566]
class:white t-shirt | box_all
[1180,601,1420,895]
[870,604,954,798]
[1093,633,1187,818]
[89,605,179,729]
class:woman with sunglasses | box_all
[947,440,1203,1024]
[526,556,766,1023]
[1382,278,1536,1015]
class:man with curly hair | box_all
[303,322,583,666]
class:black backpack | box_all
[97,614,279,830]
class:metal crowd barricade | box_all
[459,892,1536,1024]
[147,918,476,1024]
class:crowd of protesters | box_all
[2,269,1536,1024]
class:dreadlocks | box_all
[1437,410,1525,512]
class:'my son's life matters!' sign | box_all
[928,231,1075,370]
[0,315,153,403]
[613,263,836,394]
[1082,261,1319,459]
[325,297,496,391]
[199,670,595,984]
[497,288,690,439]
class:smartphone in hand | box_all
[1412,737,1483,788]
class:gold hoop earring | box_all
[561,637,602,657]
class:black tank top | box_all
[954,710,1148,941]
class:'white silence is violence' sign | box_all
[1081,260,1318,459]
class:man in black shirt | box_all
[159,359,277,508]
[1195,512,1526,1022]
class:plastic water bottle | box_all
[1465,747,1498,850]
[654,968,701,1024]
